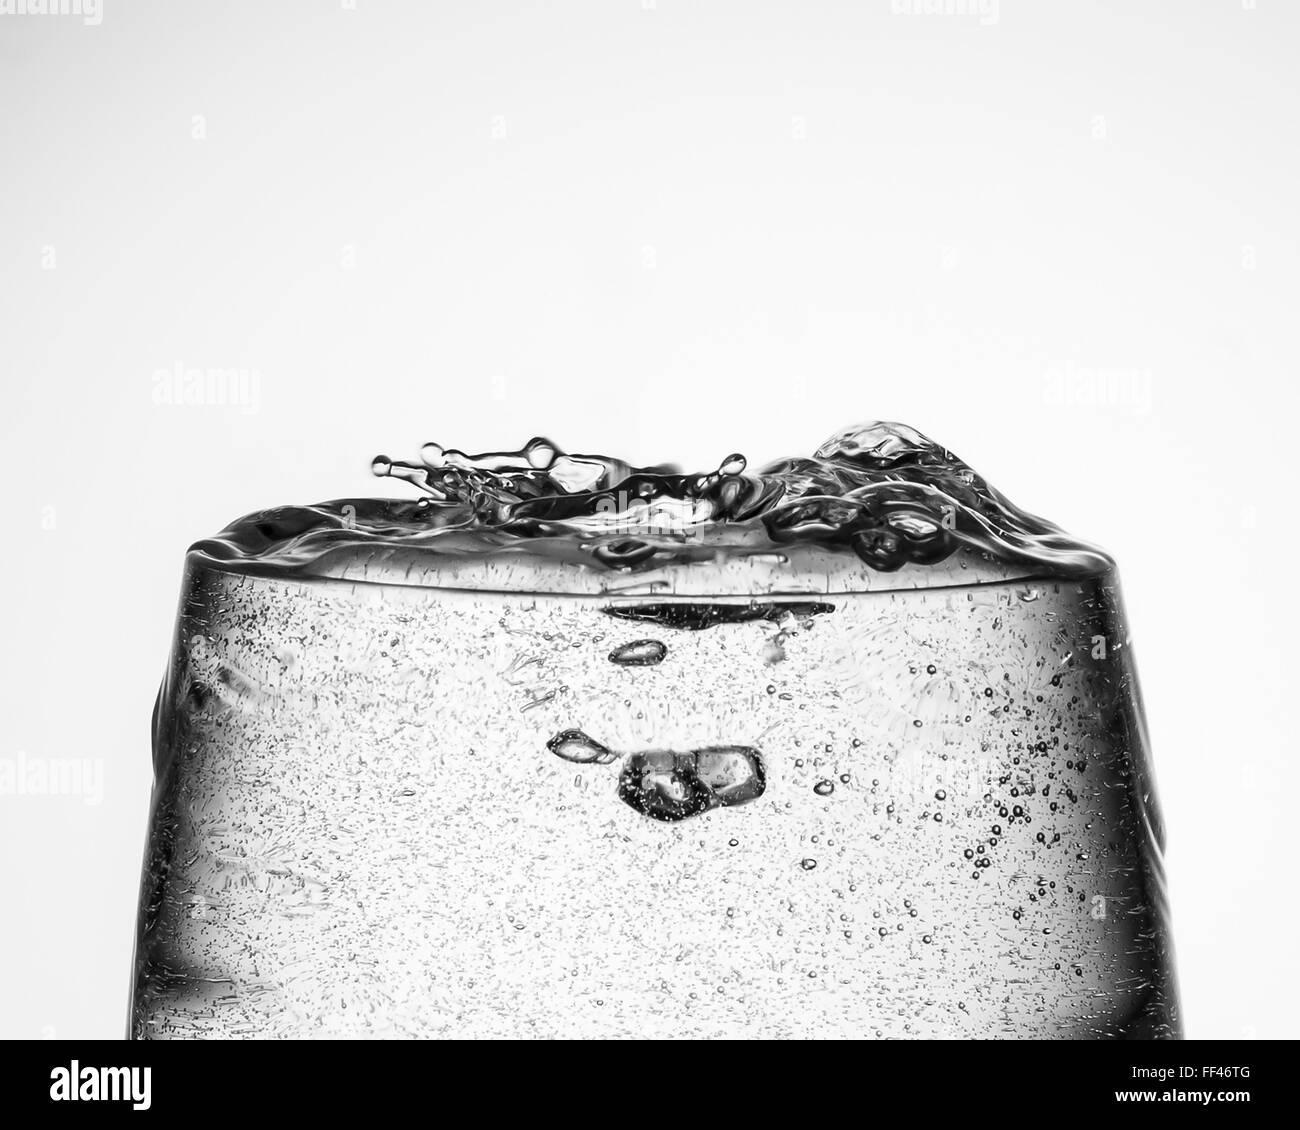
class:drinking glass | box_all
[131,497,1179,1039]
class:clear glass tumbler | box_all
[131,496,1179,1038]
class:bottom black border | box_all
[8,1037,1288,1115]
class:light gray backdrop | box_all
[1,0,1295,1038]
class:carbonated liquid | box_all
[131,423,1179,1038]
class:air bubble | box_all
[547,729,618,765]
[608,639,668,667]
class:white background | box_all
[2,0,1297,1039]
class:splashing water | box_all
[192,422,1111,594]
